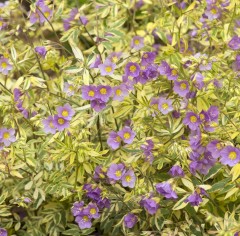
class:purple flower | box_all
[35,46,47,58]
[213,78,223,88]
[131,36,144,50]
[140,197,159,215]
[13,88,22,102]
[85,186,102,202]
[0,128,16,146]
[71,201,84,217]
[75,209,92,229]
[167,68,178,81]
[63,82,75,96]
[199,59,212,71]
[205,6,221,20]
[52,115,70,131]
[121,169,136,188]
[185,192,203,206]
[220,146,240,167]
[156,182,178,199]
[228,36,240,50]
[63,8,78,30]
[141,140,154,164]
[42,116,57,134]
[0,18,7,30]
[124,213,137,228]
[169,165,185,177]
[192,72,204,90]
[232,55,240,71]
[96,85,112,102]
[112,84,128,101]
[89,55,102,69]
[125,62,140,77]
[86,203,100,219]
[208,106,219,122]
[234,232,240,236]
[144,64,159,79]
[106,52,122,63]
[107,163,126,181]
[141,52,156,65]
[118,126,136,144]
[90,99,106,112]
[79,15,88,26]
[158,61,171,76]
[189,128,202,150]
[0,57,12,75]
[107,131,122,150]
[173,81,190,97]
[158,97,174,115]
[206,140,223,159]
[81,85,97,101]
[96,197,110,209]
[93,165,106,181]
[183,112,200,130]
[0,228,7,236]
[57,103,75,121]
[98,61,116,76]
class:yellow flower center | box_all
[58,118,65,125]
[143,53,148,58]
[124,132,130,139]
[141,66,146,70]
[190,116,197,123]
[115,170,122,177]
[196,188,201,194]
[69,85,74,91]
[229,151,237,160]
[171,69,177,76]
[125,175,132,182]
[90,208,96,215]
[180,83,187,90]
[116,89,122,96]
[162,103,169,110]
[130,65,136,72]
[44,11,50,18]
[105,66,112,73]
[49,121,54,128]
[88,90,95,97]
[99,173,105,178]
[1,62,7,69]
[211,8,217,14]
[83,216,89,222]
[0,21,2,27]
[3,132,9,139]
[115,136,121,142]
[100,88,107,94]
[62,110,69,117]
[216,143,222,150]
[134,39,140,45]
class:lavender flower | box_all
[205,6,221,20]
[93,165,106,181]
[228,36,240,50]
[220,146,240,167]
[0,128,16,146]
[81,85,97,101]
[107,163,126,181]
[107,131,122,150]
[57,104,75,121]
[98,61,116,76]
[118,126,136,144]
[158,97,174,115]
[13,88,22,102]
[183,112,200,130]
[79,16,88,26]
[71,201,84,217]
[158,61,171,76]
[185,192,203,206]
[0,228,7,236]
[121,169,136,188]
[75,209,92,229]
[206,140,223,159]
[35,46,47,58]
[112,84,128,101]
[141,140,154,164]
[169,165,185,177]
[131,36,144,50]
[89,55,102,69]
[42,116,57,134]
[141,52,156,65]
[90,99,106,112]
[125,62,140,77]
[106,52,122,63]
[52,115,70,131]
[0,57,12,75]
[96,85,112,102]
[63,8,78,30]
[167,68,178,81]
[173,81,190,97]
[63,82,75,96]
[86,203,100,219]
[140,197,159,215]
[124,213,137,228]
[156,182,178,199]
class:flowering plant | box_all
[0,0,240,235]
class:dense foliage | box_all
[0,0,240,235]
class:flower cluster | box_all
[185,188,208,206]
[42,104,75,133]
[107,163,136,188]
